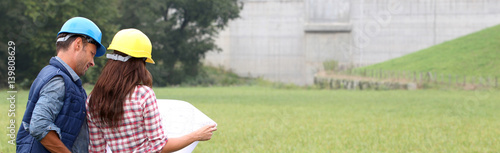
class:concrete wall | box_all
[204,0,500,85]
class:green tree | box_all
[1,0,241,89]
[1,0,120,88]
[117,0,242,86]
[0,0,27,89]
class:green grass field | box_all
[2,87,500,152]
[1,90,27,153]
[359,24,500,77]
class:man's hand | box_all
[40,131,71,153]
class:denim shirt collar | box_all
[54,56,80,82]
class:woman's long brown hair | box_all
[88,51,153,128]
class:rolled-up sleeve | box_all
[29,76,65,141]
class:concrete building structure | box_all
[204,0,500,85]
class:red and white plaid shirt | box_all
[86,85,167,153]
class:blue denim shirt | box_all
[22,57,89,153]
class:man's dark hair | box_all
[56,33,89,54]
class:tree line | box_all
[0,0,242,88]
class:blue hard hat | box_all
[57,17,106,57]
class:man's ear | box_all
[71,37,83,52]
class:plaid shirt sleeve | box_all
[141,86,167,152]
[87,98,107,153]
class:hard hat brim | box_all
[95,43,106,57]
[145,58,155,64]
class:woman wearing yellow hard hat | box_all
[86,29,216,153]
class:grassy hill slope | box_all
[359,24,500,77]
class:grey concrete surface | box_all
[204,0,500,85]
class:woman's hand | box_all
[193,124,217,141]
[161,124,217,152]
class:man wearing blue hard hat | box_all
[17,17,106,153]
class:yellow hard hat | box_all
[108,28,155,64]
